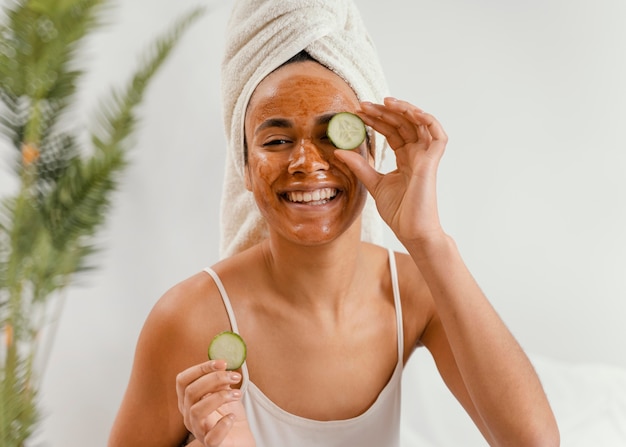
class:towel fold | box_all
[220,0,390,258]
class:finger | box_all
[334,149,382,195]
[177,360,226,389]
[359,100,431,150]
[382,97,424,116]
[408,110,448,157]
[185,369,240,405]
[183,371,242,419]
[176,361,220,412]
[383,98,435,149]
[188,388,242,430]
[359,102,418,149]
[409,110,448,142]
[203,414,235,447]
[176,361,233,413]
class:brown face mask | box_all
[244,60,371,246]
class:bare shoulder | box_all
[109,270,231,446]
[357,244,434,357]
[144,270,232,353]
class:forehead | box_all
[246,61,360,124]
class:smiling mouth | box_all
[284,188,338,205]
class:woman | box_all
[108,2,559,446]
[108,54,558,447]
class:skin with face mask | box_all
[243,61,370,248]
[108,59,559,447]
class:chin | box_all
[276,218,363,248]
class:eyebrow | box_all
[254,113,338,135]
[255,118,293,135]
[316,113,336,126]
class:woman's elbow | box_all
[517,418,560,447]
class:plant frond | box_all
[0,0,111,148]
[91,5,205,153]
[35,130,80,189]
[38,147,125,251]
[0,0,110,98]
[0,198,11,293]
[0,3,207,444]
[0,94,27,152]
[0,353,40,446]
[5,192,45,277]
[39,4,207,262]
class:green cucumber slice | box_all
[327,112,366,150]
[208,331,247,370]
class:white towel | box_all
[220,0,390,258]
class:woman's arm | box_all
[336,98,559,446]
[108,273,254,447]
[410,235,558,446]
[108,284,194,446]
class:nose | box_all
[287,139,330,174]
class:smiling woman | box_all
[107,1,560,447]
[23,0,626,445]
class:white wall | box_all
[374,0,626,364]
[0,0,623,445]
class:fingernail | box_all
[230,389,242,398]
[230,372,242,382]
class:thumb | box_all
[334,149,382,195]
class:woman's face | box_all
[244,60,370,246]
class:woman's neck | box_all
[260,230,368,314]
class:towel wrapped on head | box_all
[220,0,390,258]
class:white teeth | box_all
[287,188,337,204]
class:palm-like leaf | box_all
[0,2,205,445]
[0,0,109,147]
[42,5,206,252]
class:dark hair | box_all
[280,49,318,67]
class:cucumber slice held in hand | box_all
[208,331,247,370]
[327,112,366,150]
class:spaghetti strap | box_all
[204,251,402,393]
[387,249,404,368]
[236,251,405,447]
[203,267,241,333]
[203,267,250,389]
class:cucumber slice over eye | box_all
[327,112,366,150]
[208,331,247,370]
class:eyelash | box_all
[261,133,331,147]
[263,139,291,146]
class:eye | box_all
[263,138,292,147]
[318,132,333,146]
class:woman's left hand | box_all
[335,97,448,246]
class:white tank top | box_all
[203,249,404,447]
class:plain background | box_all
[0,0,624,445]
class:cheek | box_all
[247,154,281,194]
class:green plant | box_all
[0,1,204,444]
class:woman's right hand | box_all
[176,360,256,447]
